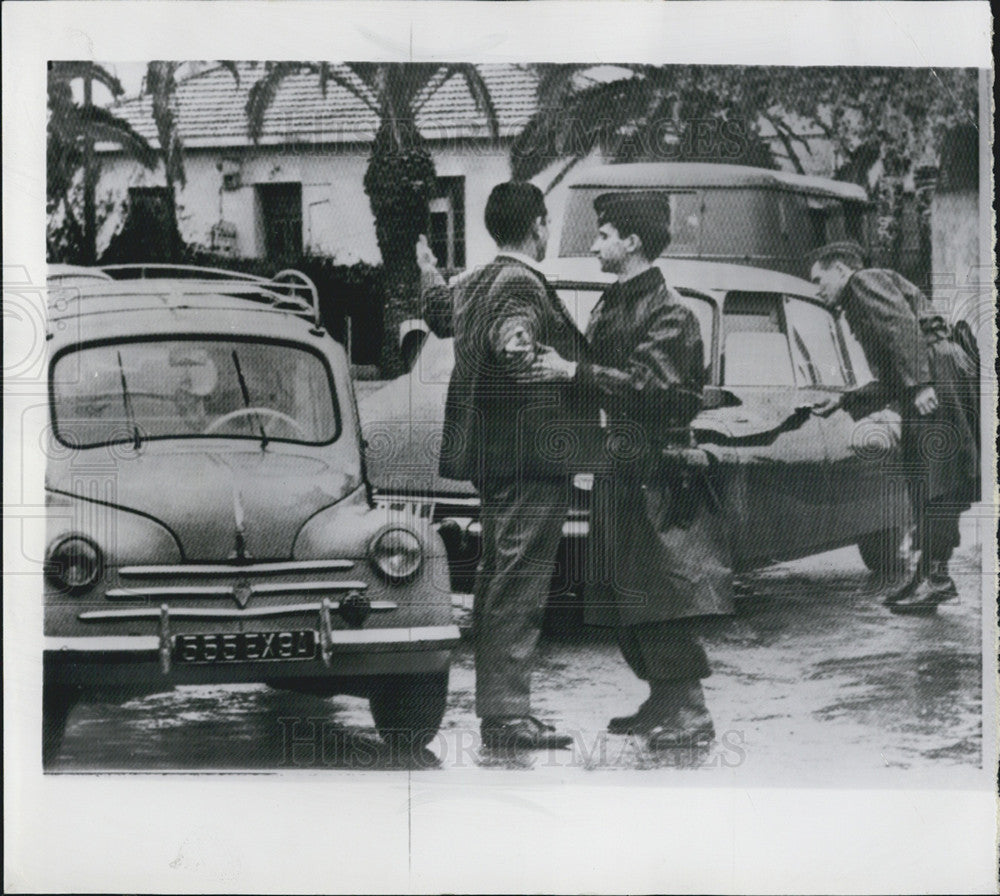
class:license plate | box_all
[173,631,316,664]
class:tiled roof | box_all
[105,62,538,150]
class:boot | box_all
[889,557,958,615]
[927,561,958,600]
[882,566,922,606]
[646,680,715,750]
[608,679,681,735]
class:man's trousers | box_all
[616,619,712,683]
[472,478,568,719]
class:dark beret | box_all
[594,191,672,230]
[594,191,672,258]
[808,240,867,269]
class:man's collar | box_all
[607,265,664,301]
[495,251,546,277]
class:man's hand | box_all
[416,234,439,276]
[515,344,577,383]
[913,385,939,416]
[496,321,536,371]
[811,393,843,417]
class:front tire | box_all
[856,527,908,575]
[369,671,448,751]
[43,683,79,767]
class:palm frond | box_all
[48,61,125,97]
[77,106,159,168]
[511,73,655,182]
[218,61,240,87]
[318,65,379,112]
[452,65,500,141]
[146,62,185,185]
[245,61,303,142]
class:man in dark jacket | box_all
[437,182,588,749]
[524,192,733,748]
[810,242,978,614]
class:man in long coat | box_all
[525,192,733,748]
[438,182,588,749]
[810,241,978,614]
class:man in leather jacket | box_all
[523,191,733,748]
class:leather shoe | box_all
[889,577,956,615]
[927,572,958,601]
[882,568,921,606]
[480,716,573,750]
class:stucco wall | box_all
[930,190,980,314]
[95,141,513,265]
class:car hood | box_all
[358,335,476,499]
[359,337,824,495]
[47,445,360,561]
[694,388,817,443]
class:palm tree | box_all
[245,63,500,376]
[140,62,240,259]
[511,65,785,193]
[47,62,159,262]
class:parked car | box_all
[44,264,459,764]
[555,162,871,279]
[359,258,910,604]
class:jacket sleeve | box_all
[847,270,931,395]
[575,300,703,427]
[420,270,454,338]
[484,268,550,376]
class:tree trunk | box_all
[82,73,97,264]
[164,175,183,262]
[363,126,436,378]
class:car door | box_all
[783,296,907,545]
[707,291,835,566]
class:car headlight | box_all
[46,536,102,595]
[369,528,422,583]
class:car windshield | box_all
[52,338,339,448]
[560,188,701,257]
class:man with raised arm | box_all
[439,182,588,750]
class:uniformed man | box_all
[524,191,733,748]
[809,241,979,614]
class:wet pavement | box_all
[48,516,987,778]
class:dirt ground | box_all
[48,513,987,778]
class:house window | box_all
[428,177,465,271]
[257,183,302,260]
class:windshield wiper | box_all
[116,350,142,449]
[231,350,268,451]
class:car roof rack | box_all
[95,264,323,330]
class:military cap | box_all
[808,240,867,270]
[594,191,672,259]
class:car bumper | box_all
[44,624,461,689]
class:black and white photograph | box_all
[4,2,997,893]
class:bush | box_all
[182,249,387,366]
[100,193,183,264]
